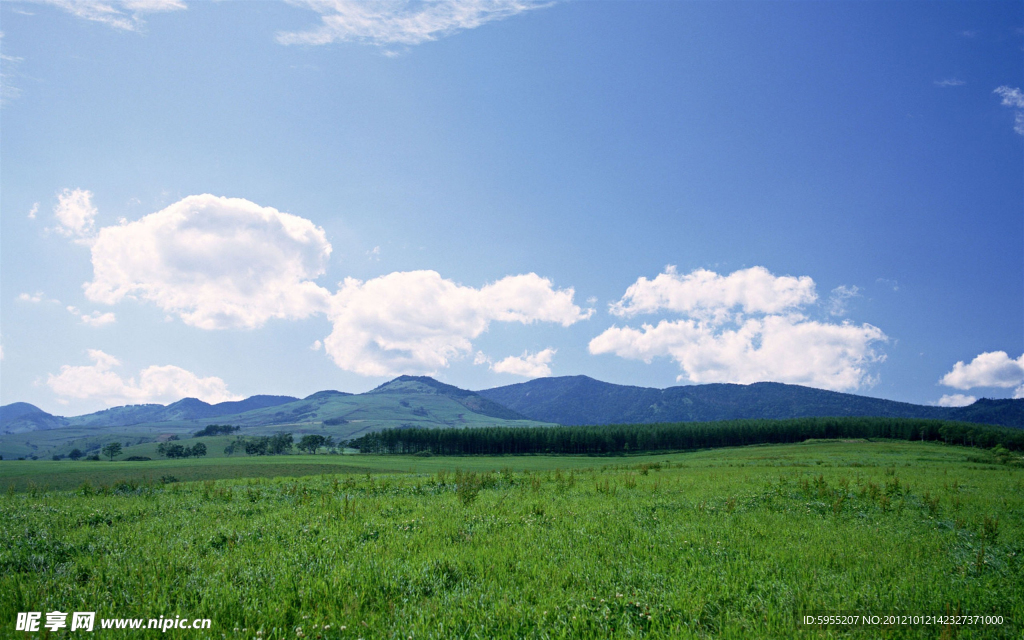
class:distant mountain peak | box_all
[372,375,471,397]
[371,375,527,421]
[304,390,352,400]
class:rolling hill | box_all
[476,375,1024,428]
[0,376,545,459]
[0,403,68,434]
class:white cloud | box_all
[37,0,186,32]
[47,349,240,406]
[18,292,44,303]
[491,348,556,378]
[323,270,590,376]
[994,86,1024,108]
[52,188,98,239]
[27,203,38,219]
[940,351,1024,390]
[1015,385,1024,400]
[936,394,976,407]
[827,285,860,317]
[591,315,885,391]
[277,0,551,48]
[310,340,322,351]
[934,78,965,88]
[610,266,817,321]
[994,86,1024,136]
[83,310,116,326]
[67,305,117,326]
[592,267,887,392]
[83,194,332,329]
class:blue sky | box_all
[1,0,1021,415]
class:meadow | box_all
[1,440,1021,638]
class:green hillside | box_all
[0,377,551,460]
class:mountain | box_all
[0,403,68,434]
[369,375,527,421]
[63,395,300,428]
[477,376,1024,428]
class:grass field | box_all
[2,440,1021,638]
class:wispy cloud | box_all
[933,78,965,88]
[1,33,25,107]
[994,86,1024,135]
[18,292,45,303]
[994,86,1024,108]
[35,0,186,32]
[277,0,553,49]
[827,285,860,317]
[876,278,899,292]
[67,305,117,327]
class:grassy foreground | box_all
[1,440,1022,638]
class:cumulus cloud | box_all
[827,285,860,317]
[490,348,556,378]
[323,270,590,376]
[18,292,44,303]
[591,267,887,392]
[277,0,551,48]
[610,266,816,321]
[936,393,976,407]
[47,349,240,406]
[52,188,98,239]
[37,0,186,31]
[994,86,1024,135]
[28,203,38,219]
[83,194,332,329]
[940,351,1024,390]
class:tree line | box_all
[222,433,336,456]
[348,417,1024,456]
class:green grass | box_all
[1,440,1021,638]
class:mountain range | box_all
[477,376,1024,428]
[2,375,1022,437]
